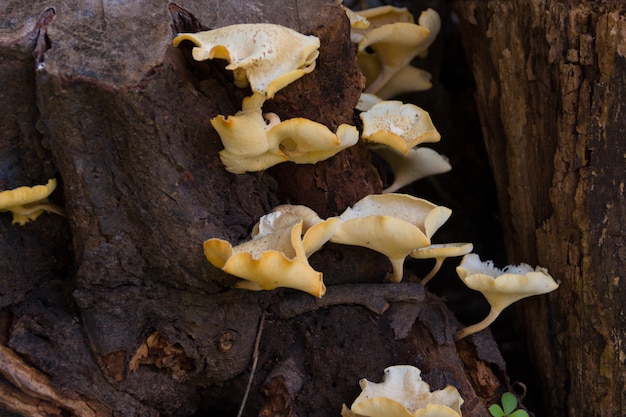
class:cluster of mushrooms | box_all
[170,3,559,344]
[0,5,560,416]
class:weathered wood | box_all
[453,1,626,416]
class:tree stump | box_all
[1,1,509,416]
[453,1,626,416]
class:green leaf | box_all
[488,404,506,417]
[509,410,530,417]
[501,392,518,415]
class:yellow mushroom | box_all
[350,6,414,44]
[0,179,65,225]
[173,24,320,99]
[342,365,464,417]
[410,242,474,285]
[360,100,440,155]
[356,52,433,99]
[357,9,440,94]
[372,146,451,193]
[203,209,339,298]
[330,193,451,282]
[454,253,560,340]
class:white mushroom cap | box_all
[360,100,440,155]
[345,365,464,417]
[456,253,560,312]
[173,24,320,98]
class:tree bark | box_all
[1,1,509,416]
[453,1,626,416]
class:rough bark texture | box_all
[1,1,509,416]
[453,1,626,416]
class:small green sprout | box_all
[488,392,529,417]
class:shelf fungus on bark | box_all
[341,365,464,417]
[0,179,65,225]
[360,100,441,155]
[355,8,440,95]
[330,193,451,282]
[212,92,359,173]
[454,253,560,340]
[203,208,339,298]
[172,23,320,99]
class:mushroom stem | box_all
[364,68,394,95]
[387,258,405,283]
[454,307,501,341]
[420,257,444,286]
[17,203,67,218]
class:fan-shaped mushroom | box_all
[342,365,464,417]
[330,193,451,282]
[454,253,560,340]
[173,24,320,99]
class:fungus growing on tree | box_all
[372,146,451,193]
[172,23,320,99]
[341,365,464,417]
[360,100,441,155]
[330,193,451,282]
[454,253,560,340]
[203,209,339,298]
[356,8,441,94]
[0,179,65,225]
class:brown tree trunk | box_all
[1,1,508,416]
[453,1,626,416]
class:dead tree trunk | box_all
[0,1,510,416]
[453,1,626,416]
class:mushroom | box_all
[454,253,560,340]
[212,93,359,173]
[203,209,339,298]
[410,242,474,285]
[360,100,440,155]
[357,9,440,94]
[330,193,451,282]
[268,121,359,164]
[341,365,464,417]
[356,51,433,99]
[0,179,65,225]
[350,6,414,44]
[173,24,320,99]
[372,146,451,193]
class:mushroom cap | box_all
[173,24,320,98]
[330,194,451,281]
[373,146,451,193]
[410,242,474,260]
[0,179,57,225]
[268,121,359,164]
[203,213,326,297]
[456,253,560,312]
[218,149,288,174]
[360,101,440,155]
[348,365,463,417]
[350,6,414,44]
[210,94,271,157]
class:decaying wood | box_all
[1,1,509,415]
[453,1,626,416]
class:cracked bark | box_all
[452,1,626,416]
